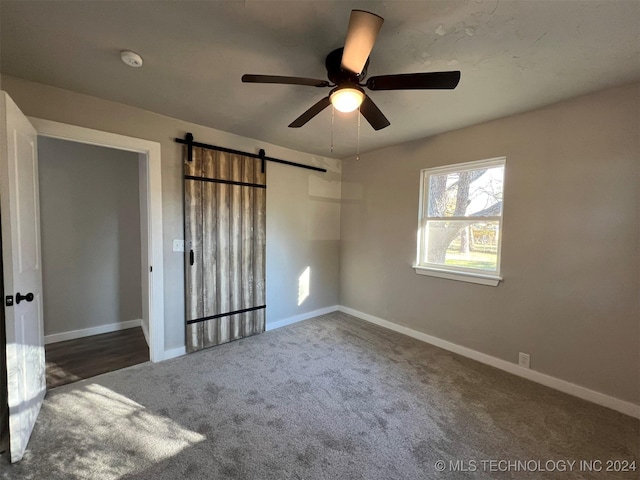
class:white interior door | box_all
[0,91,45,463]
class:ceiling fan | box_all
[242,10,461,131]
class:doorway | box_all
[0,95,165,462]
[30,118,165,365]
[38,137,149,387]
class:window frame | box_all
[413,157,506,286]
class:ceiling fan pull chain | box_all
[331,105,335,153]
[356,107,361,161]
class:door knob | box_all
[16,292,34,304]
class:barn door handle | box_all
[189,249,194,266]
[16,292,34,304]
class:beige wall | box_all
[0,75,341,352]
[38,137,142,335]
[340,83,639,404]
[268,163,341,321]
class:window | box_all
[414,157,505,286]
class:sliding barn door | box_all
[184,146,266,353]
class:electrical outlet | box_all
[172,239,185,252]
[519,352,530,369]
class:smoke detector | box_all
[120,50,143,68]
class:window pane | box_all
[428,165,504,218]
[423,220,500,271]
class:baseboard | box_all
[163,346,187,361]
[338,305,640,419]
[266,305,339,331]
[141,320,150,347]
[44,319,142,345]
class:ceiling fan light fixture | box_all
[330,87,365,113]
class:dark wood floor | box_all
[45,327,149,389]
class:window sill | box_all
[412,265,502,286]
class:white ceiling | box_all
[1,1,638,158]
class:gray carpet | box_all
[1,312,637,479]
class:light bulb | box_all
[330,88,365,113]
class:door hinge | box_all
[150,266,153,272]
[5,296,13,307]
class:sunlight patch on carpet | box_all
[40,383,206,479]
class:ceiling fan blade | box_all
[288,96,332,128]
[242,74,330,88]
[360,95,390,130]
[366,71,461,90]
[341,10,384,75]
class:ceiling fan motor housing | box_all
[326,48,368,85]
